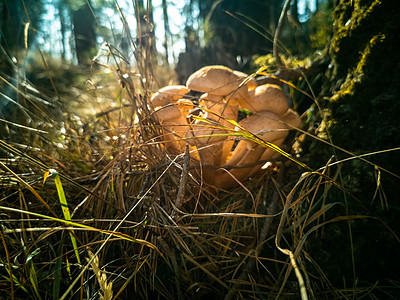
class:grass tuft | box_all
[1,7,399,300]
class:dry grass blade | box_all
[87,250,113,300]
[274,172,311,300]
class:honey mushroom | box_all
[150,85,190,107]
[184,66,256,184]
[240,83,289,115]
[150,85,191,154]
[197,93,239,166]
[246,108,302,178]
[214,82,302,189]
[182,65,252,183]
[149,66,302,189]
[214,110,291,189]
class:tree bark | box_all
[57,1,66,62]
[304,0,400,288]
[71,1,96,67]
[162,0,170,66]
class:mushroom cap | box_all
[239,110,289,144]
[153,105,184,123]
[186,65,248,96]
[281,108,302,129]
[150,85,190,108]
[233,70,257,90]
[223,111,288,167]
[241,84,289,115]
[153,105,190,154]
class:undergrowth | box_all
[1,9,400,300]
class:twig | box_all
[171,144,190,219]
[273,0,291,69]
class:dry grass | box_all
[1,8,400,300]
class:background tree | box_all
[67,0,97,66]
[161,0,170,65]
[0,0,45,56]
[0,0,45,137]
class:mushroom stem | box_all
[153,105,190,154]
[214,111,290,189]
[247,109,302,178]
[186,120,226,167]
[214,138,286,189]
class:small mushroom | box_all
[214,111,289,189]
[239,84,289,115]
[198,93,238,126]
[184,66,250,179]
[246,108,302,177]
[185,119,227,185]
[280,108,303,129]
[150,85,190,108]
[187,65,244,96]
[186,65,254,105]
[198,93,240,166]
[150,85,192,154]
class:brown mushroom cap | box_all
[238,110,289,144]
[222,111,288,169]
[153,105,183,123]
[186,65,249,96]
[280,108,302,129]
[214,111,289,189]
[233,70,257,91]
[150,85,190,108]
[241,84,289,115]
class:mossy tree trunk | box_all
[318,0,400,201]
[305,0,400,291]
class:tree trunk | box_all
[72,1,96,66]
[134,0,156,55]
[318,0,400,193]
[57,1,66,62]
[305,0,400,290]
[162,0,170,66]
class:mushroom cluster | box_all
[150,65,302,189]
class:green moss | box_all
[303,1,400,288]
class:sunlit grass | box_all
[1,7,400,300]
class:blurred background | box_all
[0,0,333,84]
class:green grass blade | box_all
[52,232,64,299]
[0,259,29,294]
[44,169,81,265]
[26,248,42,300]
[0,205,160,252]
